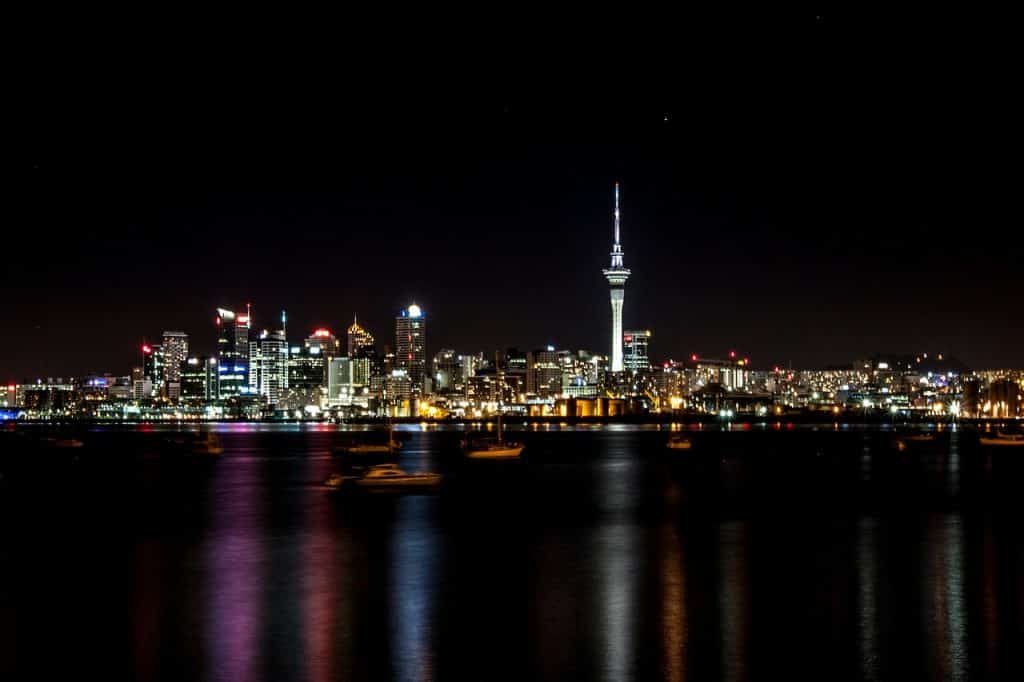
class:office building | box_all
[395,304,426,397]
[623,330,651,372]
[216,307,251,399]
[347,316,374,356]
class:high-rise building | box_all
[306,328,341,357]
[253,328,289,405]
[161,331,189,399]
[623,330,651,372]
[347,316,374,356]
[602,183,631,372]
[527,347,562,397]
[432,349,461,395]
[216,307,251,399]
[395,304,426,397]
[181,356,218,402]
[141,343,163,397]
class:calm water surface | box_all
[1,423,1022,681]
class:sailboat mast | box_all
[496,350,503,445]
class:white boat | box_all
[354,464,442,490]
[666,435,692,450]
[979,432,1024,447]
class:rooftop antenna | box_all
[281,310,287,337]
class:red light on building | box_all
[314,328,331,338]
[729,351,736,359]
[6,384,15,391]
[237,315,249,325]
[142,345,152,354]
[691,354,698,362]
[215,317,221,326]
[624,335,632,342]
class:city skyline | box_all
[10,30,1022,377]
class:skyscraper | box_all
[161,331,189,399]
[395,304,426,397]
[347,316,374,356]
[623,330,651,372]
[253,328,289,405]
[602,183,631,372]
[216,307,251,399]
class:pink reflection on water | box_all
[204,454,266,682]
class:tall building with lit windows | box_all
[253,328,289,405]
[161,331,189,399]
[347,316,374,356]
[623,330,651,372]
[215,307,251,399]
[395,304,426,397]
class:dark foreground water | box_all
[1,423,1023,681]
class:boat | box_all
[335,421,401,455]
[191,432,224,455]
[979,432,1024,447]
[666,435,692,450]
[53,438,85,449]
[464,354,524,459]
[893,432,936,452]
[354,463,442,490]
[323,472,348,489]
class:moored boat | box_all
[979,431,1024,447]
[354,464,442,490]
[666,435,692,450]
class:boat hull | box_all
[979,438,1024,447]
[465,446,523,459]
[355,475,442,490]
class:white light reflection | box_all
[598,522,636,682]
[596,438,639,682]
[857,517,880,682]
[390,496,439,682]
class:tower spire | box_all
[614,181,620,246]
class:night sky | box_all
[8,13,1021,379]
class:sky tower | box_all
[602,182,631,372]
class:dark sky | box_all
[7,12,1021,379]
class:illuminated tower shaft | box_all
[602,183,631,372]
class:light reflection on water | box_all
[390,496,439,682]
[205,457,266,682]
[3,425,1023,681]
